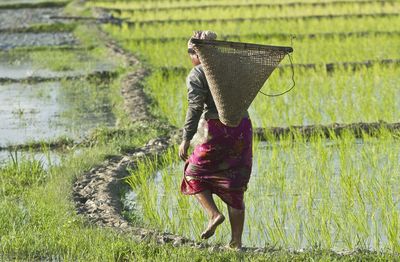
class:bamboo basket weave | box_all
[191,38,293,127]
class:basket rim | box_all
[191,38,293,53]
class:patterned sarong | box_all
[181,117,252,210]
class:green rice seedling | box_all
[103,14,400,40]
[125,133,400,251]
[111,33,400,68]
[81,0,400,257]
[132,65,399,129]
[112,1,400,21]
[88,0,380,10]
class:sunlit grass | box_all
[139,66,399,128]
[112,1,399,21]
[0,151,48,197]
[87,0,390,11]
[103,15,400,40]
[2,0,399,259]
[126,132,400,251]
[115,34,400,68]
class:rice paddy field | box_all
[0,0,399,260]
[85,0,400,255]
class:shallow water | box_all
[0,56,115,80]
[0,80,115,146]
[124,140,400,250]
[0,149,61,169]
[0,32,78,50]
[0,7,69,30]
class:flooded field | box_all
[0,79,115,147]
[0,7,69,31]
[0,32,77,50]
[125,137,400,250]
[0,149,61,168]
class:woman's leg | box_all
[227,205,245,249]
[195,190,225,239]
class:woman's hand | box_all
[179,140,190,161]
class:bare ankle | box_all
[210,212,223,220]
[229,240,242,249]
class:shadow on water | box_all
[123,139,400,250]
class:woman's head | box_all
[188,30,217,66]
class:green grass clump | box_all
[0,152,47,196]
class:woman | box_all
[179,31,253,249]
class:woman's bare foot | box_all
[201,213,225,239]
[226,240,242,250]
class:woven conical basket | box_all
[191,39,293,127]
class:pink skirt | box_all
[181,117,252,210]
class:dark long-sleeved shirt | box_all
[182,64,248,141]
[182,64,218,141]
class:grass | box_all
[0,151,47,196]
[135,65,400,128]
[0,125,298,261]
[1,0,399,260]
[126,131,400,252]
[103,15,400,40]
[1,133,399,260]
[0,23,77,33]
[87,0,391,10]
[94,0,400,258]
[109,33,400,68]
[111,1,399,21]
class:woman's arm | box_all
[179,68,208,161]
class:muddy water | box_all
[124,140,400,250]
[0,80,115,147]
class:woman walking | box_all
[179,31,253,250]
